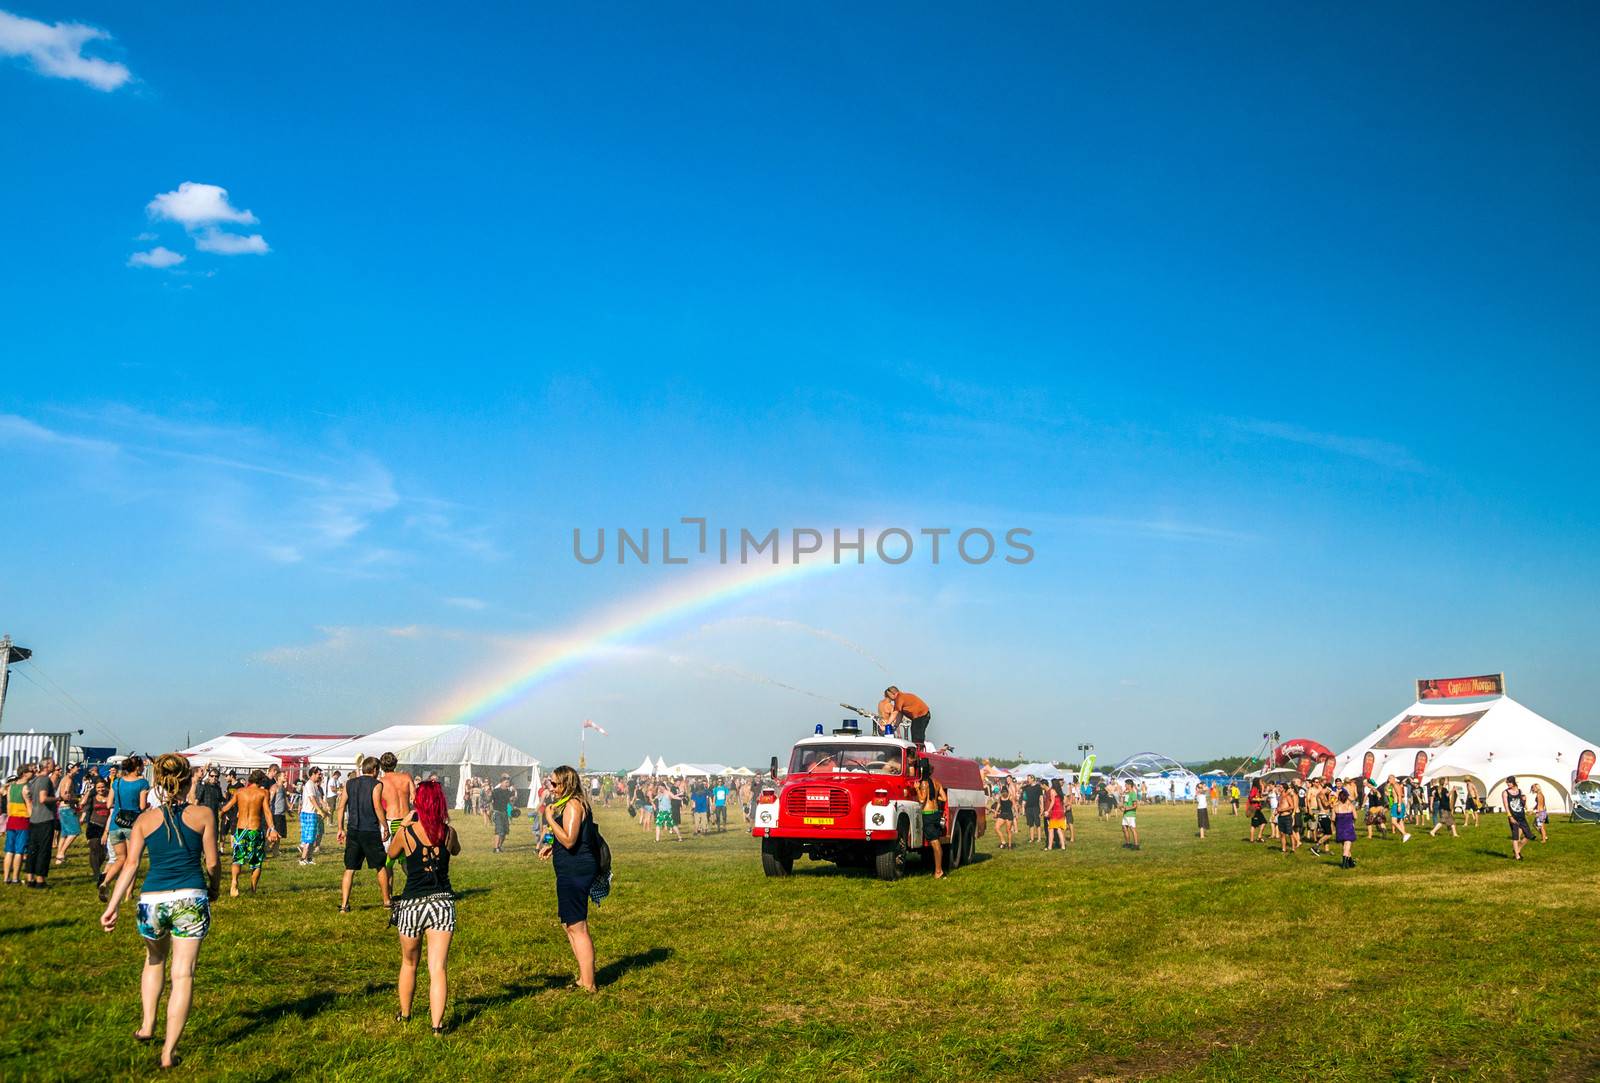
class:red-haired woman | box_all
[387,779,460,1032]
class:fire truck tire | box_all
[761,837,794,877]
[946,815,969,870]
[959,816,976,866]
[874,823,909,881]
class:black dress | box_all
[551,802,598,926]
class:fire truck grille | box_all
[784,786,851,817]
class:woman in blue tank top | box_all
[99,756,150,901]
[101,753,221,1071]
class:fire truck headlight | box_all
[871,812,886,827]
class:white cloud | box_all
[138,183,272,265]
[193,228,269,255]
[1059,514,1256,544]
[0,9,131,91]
[0,412,119,455]
[1230,418,1422,472]
[443,596,488,611]
[147,182,258,227]
[127,246,185,269]
[192,227,270,254]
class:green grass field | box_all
[3,803,1598,1081]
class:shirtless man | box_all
[219,769,278,896]
[1303,781,1325,856]
[876,692,897,737]
[378,752,416,872]
[1277,783,1299,854]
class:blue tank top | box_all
[143,803,207,892]
[113,776,149,814]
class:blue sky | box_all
[3,3,1597,767]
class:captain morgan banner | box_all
[1372,711,1489,750]
[1416,673,1505,700]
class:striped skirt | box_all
[390,892,456,938]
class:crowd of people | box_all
[981,770,1556,869]
[7,751,606,1068]
[621,776,751,842]
[988,776,1146,853]
[5,741,1565,1066]
[1232,773,1551,863]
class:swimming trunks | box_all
[232,827,266,870]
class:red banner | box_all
[1416,674,1504,700]
[1373,711,1487,750]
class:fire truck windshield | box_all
[789,744,905,775]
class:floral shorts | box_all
[655,810,674,827]
[137,890,211,941]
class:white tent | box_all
[1010,761,1067,780]
[311,724,541,809]
[654,756,669,774]
[1333,694,1595,813]
[241,732,364,762]
[626,755,657,777]
[668,762,729,777]
[179,735,275,771]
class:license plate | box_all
[802,816,835,825]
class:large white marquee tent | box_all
[310,724,541,808]
[184,725,541,808]
[1333,694,1595,813]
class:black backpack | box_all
[584,810,613,903]
[586,812,611,881]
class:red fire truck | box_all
[751,721,987,880]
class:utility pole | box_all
[0,635,34,728]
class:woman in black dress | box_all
[540,765,599,991]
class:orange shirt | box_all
[892,691,930,717]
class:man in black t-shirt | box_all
[337,757,390,911]
[1503,776,1533,861]
[1020,780,1043,845]
[194,767,224,827]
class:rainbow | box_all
[423,558,843,727]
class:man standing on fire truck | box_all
[883,686,933,746]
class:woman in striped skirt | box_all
[387,779,460,1033]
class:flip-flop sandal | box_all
[133,1032,154,1043]
[159,1055,182,1070]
